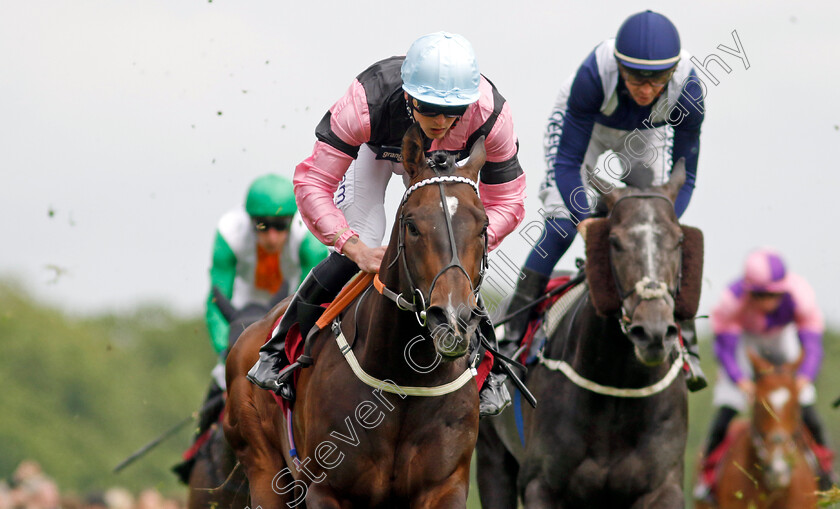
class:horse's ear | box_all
[401,123,427,180]
[660,158,686,204]
[461,136,486,181]
[674,225,704,320]
[584,218,621,316]
[747,347,773,376]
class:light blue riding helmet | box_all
[401,31,481,107]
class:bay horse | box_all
[183,286,289,509]
[698,350,817,509]
[224,123,488,508]
[477,162,704,508]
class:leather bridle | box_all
[605,193,683,330]
[383,158,487,327]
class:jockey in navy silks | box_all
[501,11,708,391]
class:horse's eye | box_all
[405,221,420,237]
[480,222,488,238]
[609,235,623,251]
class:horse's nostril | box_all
[629,325,647,342]
[666,325,679,341]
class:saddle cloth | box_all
[517,275,585,365]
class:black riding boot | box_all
[679,319,708,392]
[477,315,511,417]
[803,405,837,490]
[247,252,359,398]
[704,406,738,457]
[499,267,551,358]
[694,406,738,501]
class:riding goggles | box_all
[619,64,674,89]
[749,290,785,299]
[410,98,469,118]
[252,215,293,232]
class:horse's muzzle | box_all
[626,299,679,366]
[425,305,475,360]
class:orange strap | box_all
[315,272,375,330]
[372,273,386,295]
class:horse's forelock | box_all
[428,151,458,174]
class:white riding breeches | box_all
[334,144,408,248]
[712,325,817,412]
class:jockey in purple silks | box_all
[694,248,835,500]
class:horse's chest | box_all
[567,445,664,494]
[538,394,685,499]
[303,403,474,504]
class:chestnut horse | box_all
[697,350,817,509]
[477,163,704,508]
[182,289,288,509]
[224,123,489,508]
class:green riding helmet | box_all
[245,174,297,217]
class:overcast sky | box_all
[2,1,839,332]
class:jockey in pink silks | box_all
[694,248,835,499]
[247,32,527,417]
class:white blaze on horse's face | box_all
[628,220,661,279]
[767,387,791,414]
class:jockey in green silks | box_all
[206,174,329,355]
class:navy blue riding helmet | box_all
[614,10,681,74]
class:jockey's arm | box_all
[713,332,744,383]
[711,288,745,383]
[552,54,602,222]
[340,236,387,273]
[478,100,526,251]
[294,141,360,251]
[797,330,823,382]
[295,79,372,255]
[791,274,826,381]
[206,231,236,355]
[293,141,386,273]
[670,69,705,218]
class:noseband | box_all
[606,193,683,329]
[383,160,486,326]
